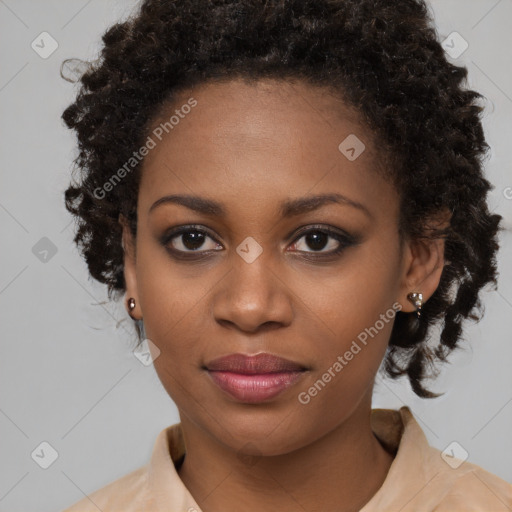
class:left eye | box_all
[289,229,347,253]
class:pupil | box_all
[183,231,205,250]
[306,231,327,251]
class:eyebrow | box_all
[148,193,372,219]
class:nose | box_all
[212,252,294,334]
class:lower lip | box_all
[207,370,304,403]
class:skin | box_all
[121,78,446,512]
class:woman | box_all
[60,0,512,510]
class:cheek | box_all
[297,290,395,402]
[136,256,208,409]
[288,292,398,449]
[133,248,209,372]
[295,237,402,349]
[290,237,402,397]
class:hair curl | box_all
[61,0,501,398]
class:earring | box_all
[127,297,136,319]
[407,292,423,318]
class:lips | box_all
[205,353,307,403]
[206,353,306,373]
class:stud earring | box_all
[407,292,423,318]
[127,297,136,319]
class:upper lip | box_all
[205,353,307,374]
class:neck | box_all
[177,398,395,512]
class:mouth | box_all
[204,353,308,403]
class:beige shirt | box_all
[62,406,512,511]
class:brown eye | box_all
[295,231,332,252]
[289,226,356,255]
[174,231,207,251]
[161,226,223,254]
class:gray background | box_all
[1,1,511,511]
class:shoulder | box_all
[60,423,187,512]
[407,407,512,510]
[365,407,512,511]
[61,464,149,512]
[424,445,512,511]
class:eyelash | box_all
[160,224,358,261]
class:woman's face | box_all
[123,78,424,455]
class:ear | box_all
[119,214,142,320]
[398,210,450,313]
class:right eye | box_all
[160,225,223,256]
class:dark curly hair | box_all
[61,0,501,398]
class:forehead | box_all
[138,78,395,220]
[146,78,366,154]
